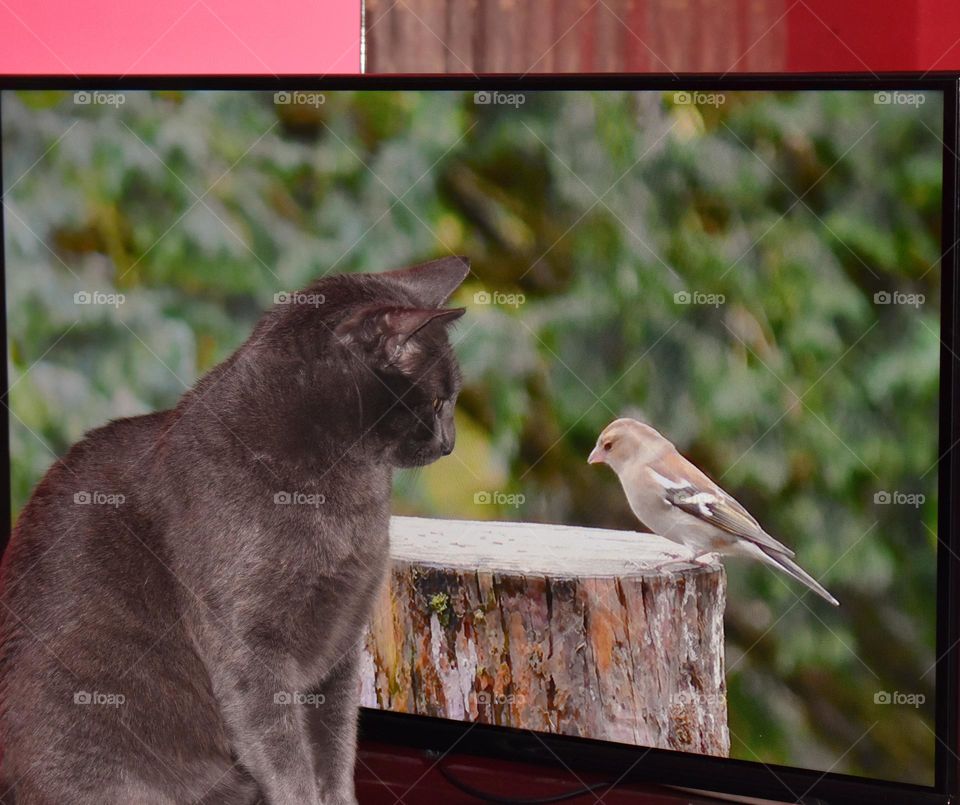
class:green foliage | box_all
[2,88,943,783]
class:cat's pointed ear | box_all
[381,256,471,307]
[336,306,465,371]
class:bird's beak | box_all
[587,446,604,465]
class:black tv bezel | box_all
[0,72,957,805]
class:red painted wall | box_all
[787,0,960,72]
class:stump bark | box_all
[360,516,729,757]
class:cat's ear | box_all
[336,306,465,371]
[381,256,471,307]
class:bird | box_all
[588,418,839,606]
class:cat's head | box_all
[245,256,469,471]
[333,259,468,468]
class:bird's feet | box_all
[646,551,695,570]
[644,551,720,571]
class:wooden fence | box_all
[365,0,789,74]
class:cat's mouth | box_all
[393,442,451,468]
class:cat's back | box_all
[4,410,172,558]
[0,410,177,646]
[0,410,246,803]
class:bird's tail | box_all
[759,549,840,607]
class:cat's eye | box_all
[433,397,443,413]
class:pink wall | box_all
[0,0,361,75]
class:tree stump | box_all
[360,517,729,757]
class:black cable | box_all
[432,755,619,804]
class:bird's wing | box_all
[647,466,796,558]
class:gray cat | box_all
[0,257,470,804]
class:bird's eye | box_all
[433,398,443,413]
[603,441,613,451]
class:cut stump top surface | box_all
[388,516,722,579]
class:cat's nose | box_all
[440,438,454,456]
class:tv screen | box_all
[1,78,956,804]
